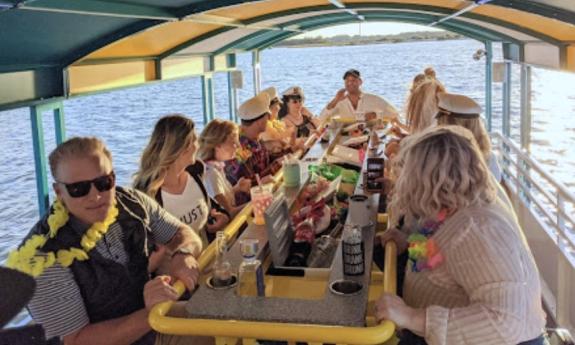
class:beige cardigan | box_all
[403,200,546,345]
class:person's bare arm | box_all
[164,225,202,257]
[326,89,346,110]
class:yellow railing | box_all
[149,230,398,345]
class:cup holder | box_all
[329,279,363,296]
[206,274,238,290]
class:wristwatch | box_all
[172,247,194,257]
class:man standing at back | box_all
[320,69,398,122]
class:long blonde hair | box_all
[389,126,496,223]
[133,114,196,197]
[436,115,491,158]
[406,79,445,133]
[198,119,238,161]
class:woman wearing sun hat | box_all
[279,86,320,138]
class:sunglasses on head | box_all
[57,172,116,198]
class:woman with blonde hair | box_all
[405,78,445,133]
[376,126,546,345]
[198,119,251,217]
[435,92,502,182]
[134,114,229,249]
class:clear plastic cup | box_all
[250,184,274,225]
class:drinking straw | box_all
[255,173,263,192]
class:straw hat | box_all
[282,86,305,102]
[436,93,481,119]
[260,87,281,104]
[0,267,36,328]
[238,93,270,121]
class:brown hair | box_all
[49,137,112,179]
[198,119,238,161]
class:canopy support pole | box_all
[252,50,261,95]
[202,73,215,124]
[228,72,239,123]
[502,61,512,138]
[485,41,493,132]
[519,64,532,151]
[30,101,65,215]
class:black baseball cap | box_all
[343,69,361,79]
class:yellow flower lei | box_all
[7,199,119,277]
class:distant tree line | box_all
[275,31,463,47]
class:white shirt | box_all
[205,161,235,206]
[320,92,399,121]
[161,173,209,246]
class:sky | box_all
[295,22,442,38]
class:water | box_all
[1,39,575,263]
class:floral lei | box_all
[407,209,448,272]
[7,200,119,277]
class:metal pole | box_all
[502,61,512,138]
[252,50,261,95]
[201,73,215,124]
[485,41,493,132]
[30,105,50,215]
[519,64,532,151]
[227,71,237,122]
[53,102,66,145]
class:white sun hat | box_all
[436,93,482,119]
[282,86,305,103]
[238,92,271,121]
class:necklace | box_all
[7,199,119,277]
[407,209,447,272]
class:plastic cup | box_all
[250,184,274,225]
[283,162,301,187]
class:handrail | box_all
[148,238,397,344]
[492,132,575,203]
[491,132,575,255]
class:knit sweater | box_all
[403,201,546,345]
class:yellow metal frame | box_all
[149,199,398,344]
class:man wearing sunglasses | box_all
[320,69,399,123]
[20,137,203,345]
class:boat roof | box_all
[1,0,574,110]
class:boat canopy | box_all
[1,0,575,110]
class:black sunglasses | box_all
[57,172,116,198]
[288,96,302,103]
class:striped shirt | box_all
[27,189,183,339]
[403,201,546,345]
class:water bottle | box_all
[237,239,265,297]
[342,224,364,276]
[211,231,233,287]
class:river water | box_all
[1,39,574,263]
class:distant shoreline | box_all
[274,31,463,48]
